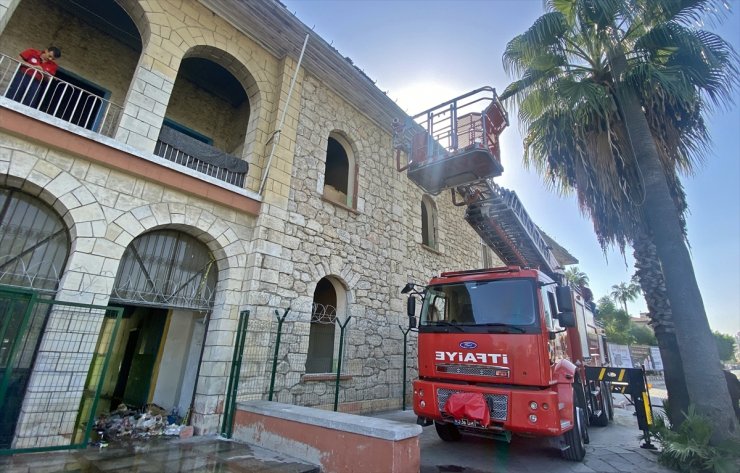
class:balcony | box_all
[0,53,122,137]
[155,126,248,188]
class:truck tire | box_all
[592,382,611,427]
[574,382,590,444]
[434,421,462,442]
[561,393,587,461]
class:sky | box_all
[281,0,740,336]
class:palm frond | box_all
[503,12,569,76]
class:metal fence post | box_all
[333,315,352,411]
[268,308,290,401]
[399,325,412,411]
[221,309,249,437]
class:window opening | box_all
[306,278,338,373]
[110,230,217,310]
[0,188,70,293]
[421,195,437,249]
[323,136,353,207]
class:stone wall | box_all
[0,125,256,442]
[229,73,501,411]
[0,0,508,444]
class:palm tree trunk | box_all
[608,46,738,443]
[632,229,689,427]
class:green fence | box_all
[0,286,122,454]
[221,304,415,437]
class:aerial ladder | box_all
[392,86,563,281]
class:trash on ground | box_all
[91,403,187,444]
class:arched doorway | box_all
[0,187,71,448]
[99,229,217,416]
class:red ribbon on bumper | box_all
[443,392,491,426]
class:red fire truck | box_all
[394,87,613,461]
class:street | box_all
[377,393,673,473]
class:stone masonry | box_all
[0,0,502,448]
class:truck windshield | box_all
[420,279,538,332]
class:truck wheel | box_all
[434,421,462,442]
[592,382,611,427]
[561,395,587,461]
[574,382,590,444]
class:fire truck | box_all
[394,87,615,461]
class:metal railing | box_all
[219,303,414,437]
[0,53,122,137]
[404,86,508,162]
[153,140,247,187]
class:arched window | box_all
[421,195,438,249]
[306,277,346,373]
[0,188,70,292]
[111,229,217,310]
[322,133,356,208]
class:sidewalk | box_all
[0,436,319,473]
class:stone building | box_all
[0,0,499,449]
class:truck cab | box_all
[411,266,593,460]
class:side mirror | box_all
[555,286,574,312]
[407,297,417,329]
[557,311,576,328]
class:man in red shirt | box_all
[6,46,61,107]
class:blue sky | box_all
[282,0,740,336]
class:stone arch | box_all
[109,206,241,277]
[175,44,264,161]
[0,184,71,293]
[115,0,152,49]
[1,160,104,244]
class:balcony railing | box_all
[0,53,122,137]
[155,126,248,187]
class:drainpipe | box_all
[258,34,310,196]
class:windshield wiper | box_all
[429,321,465,332]
[479,323,526,333]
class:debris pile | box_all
[92,404,188,445]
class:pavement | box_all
[374,400,673,473]
[0,389,672,473]
[0,436,319,473]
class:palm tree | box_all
[501,0,738,441]
[610,281,640,315]
[564,266,589,288]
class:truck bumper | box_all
[413,380,572,437]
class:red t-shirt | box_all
[19,48,57,80]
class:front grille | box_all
[436,363,509,377]
[437,388,508,421]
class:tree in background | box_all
[500,0,738,439]
[596,296,633,345]
[630,323,658,346]
[713,332,737,363]
[610,280,641,315]
[565,266,590,288]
